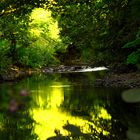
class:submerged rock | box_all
[122,88,140,103]
[126,130,140,140]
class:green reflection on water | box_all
[0,71,140,140]
[30,80,112,140]
[15,73,112,140]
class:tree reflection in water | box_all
[42,82,126,140]
[0,73,140,140]
[0,87,38,140]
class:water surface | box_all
[0,71,140,140]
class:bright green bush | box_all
[16,8,66,68]
[17,44,59,68]
[0,8,66,69]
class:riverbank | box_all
[94,72,140,88]
[34,66,140,88]
[0,65,140,88]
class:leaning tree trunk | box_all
[10,33,17,63]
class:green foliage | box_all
[17,46,43,68]
[126,49,140,65]
[0,40,12,74]
[123,39,140,49]
[0,12,31,65]
[123,28,140,67]
[47,0,140,67]
[49,1,99,62]
[1,0,140,70]
[0,0,46,17]
[17,8,65,68]
[0,7,66,70]
[17,45,58,68]
[48,0,126,64]
[123,27,140,49]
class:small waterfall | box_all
[76,66,108,72]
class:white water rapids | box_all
[75,66,108,72]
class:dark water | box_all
[0,71,140,140]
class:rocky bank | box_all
[94,72,140,88]
[0,65,140,88]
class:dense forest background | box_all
[0,0,140,74]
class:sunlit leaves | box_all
[0,4,67,70]
[1,0,140,68]
[30,8,60,40]
[14,8,66,68]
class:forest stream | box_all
[1,1,140,139]
[0,68,140,140]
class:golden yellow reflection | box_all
[31,82,111,140]
[99,107,111,120]
[49,83,64,109]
